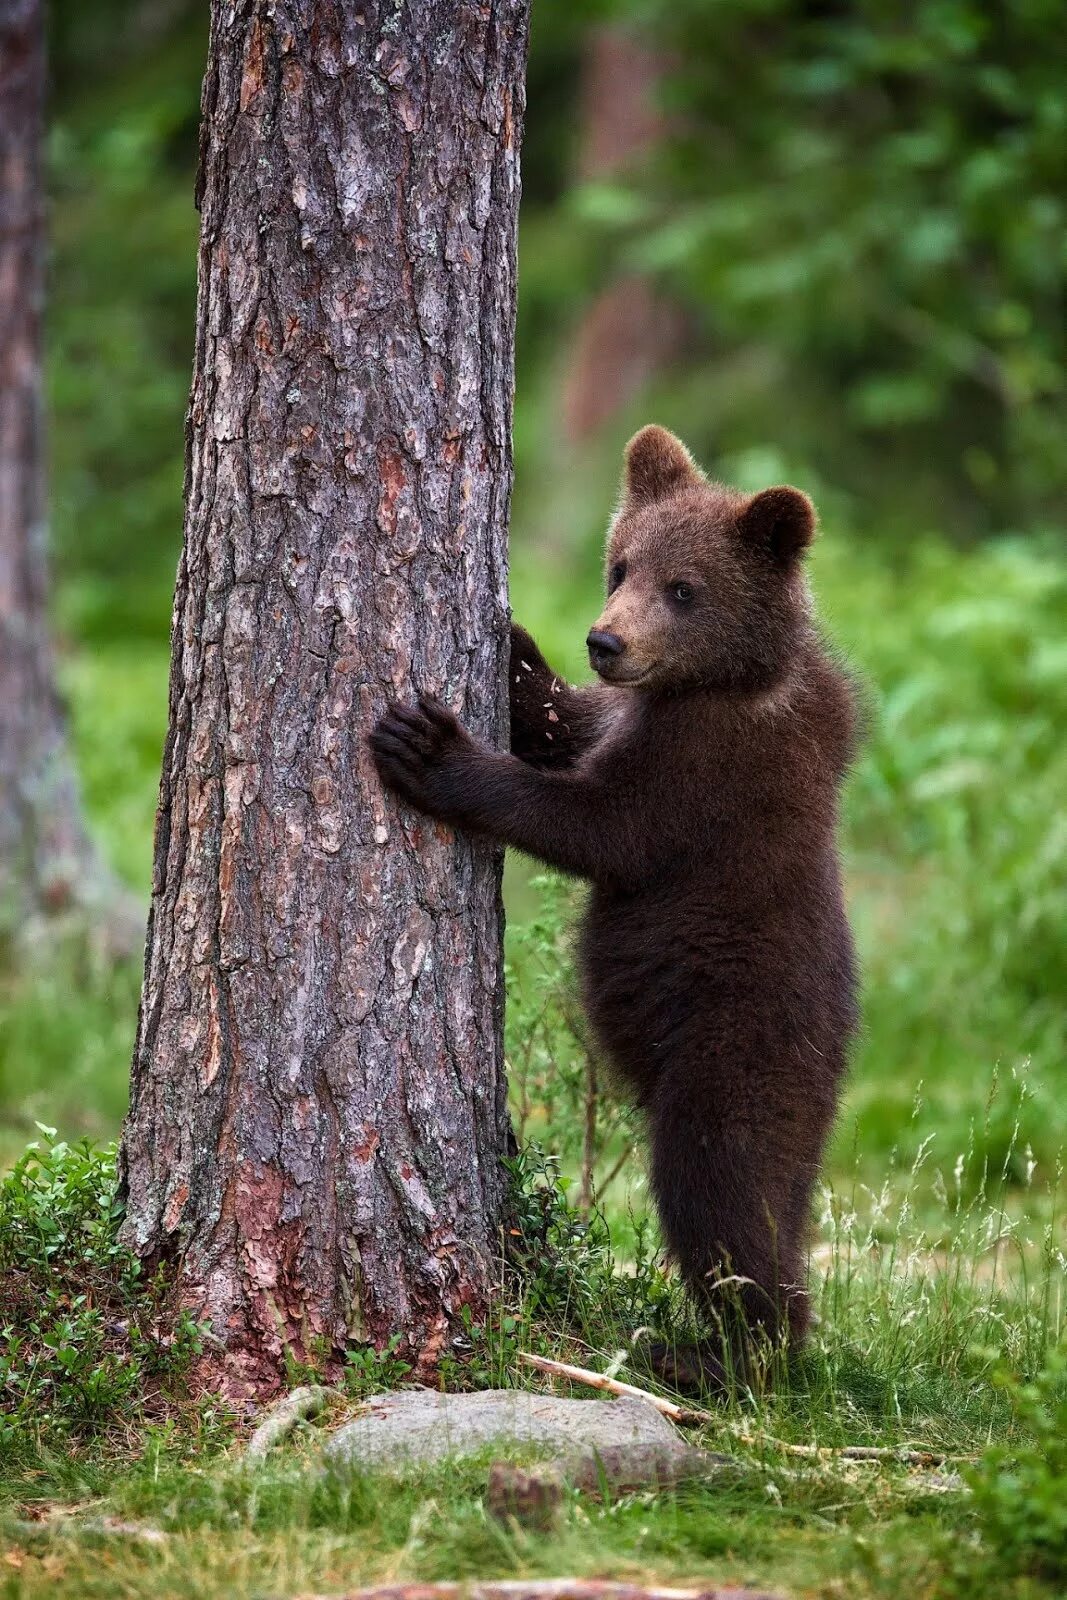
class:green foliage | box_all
[968,1349,1067,1581]
[607,0,1066,536]
[503,1142,676,1336]
[436,1302,527,1393]
[0,952,141,1167]
[432,1145,678,1393]
[344,1335,413,1400]
[815,532,1067,1177]
[61,645,171,891]
[47,2,204,644]
[0,1131,201,1459]
[42,0,1067,672]
[505,874,640,1238]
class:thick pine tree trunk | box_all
[119,0,528,1399]
[0,0,124,947]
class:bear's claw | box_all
[368,694,472,816]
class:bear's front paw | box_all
[369,694,474,819]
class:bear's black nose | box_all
[587,629,625,670]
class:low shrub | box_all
[0,1128,202,1459]
[967,1348,1067,1582]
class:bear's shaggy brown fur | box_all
[370,425,859,1388]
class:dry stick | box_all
[726,1429,952,1468]
[245,1385,337,1462]
[519,1353,952,1466]
[519,1352,714,1426]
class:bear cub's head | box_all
[587,425,816,695]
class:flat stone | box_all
[325,1388,683,1469]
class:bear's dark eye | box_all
[609,561,626,592]
[671,581,694,604]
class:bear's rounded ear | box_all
[623,425,701,507]
[737,486,816,566]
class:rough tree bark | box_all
[119,0,528,1399]
[0,0,129,949]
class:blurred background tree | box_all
[0,0,137,955]
[1,0,1063,1206]
[47,0,204,648]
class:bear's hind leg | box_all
[646,1077,807,1394]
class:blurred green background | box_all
[3,0,1065,1219]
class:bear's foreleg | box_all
[369,694,648,884]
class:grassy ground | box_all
[0,1124,1062,1599]
[0,1453,1017,1598]
[1,518,1065,1597]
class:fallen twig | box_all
[520,1354,957,1467]
[519,1352,714,1425]
[730,1431,953,1468]
[245,1384,337,1461]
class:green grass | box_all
[0,1453,990,1599]
[0,1129,1062,1599]
[0,645,163,1168]
[0,1135,207,1458]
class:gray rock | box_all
[325,1387,683,1470]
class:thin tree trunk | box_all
[0,0,129,951]
[577,1055,597,1220]
[119,0,528,1401]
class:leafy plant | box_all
[437,1302,525,1393]
[504,1142,675,1337]
[344,1334,412,1400]
[967,1347,1067,1580]
[0,1129,202,1459]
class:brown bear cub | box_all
[370,425,859,1390]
